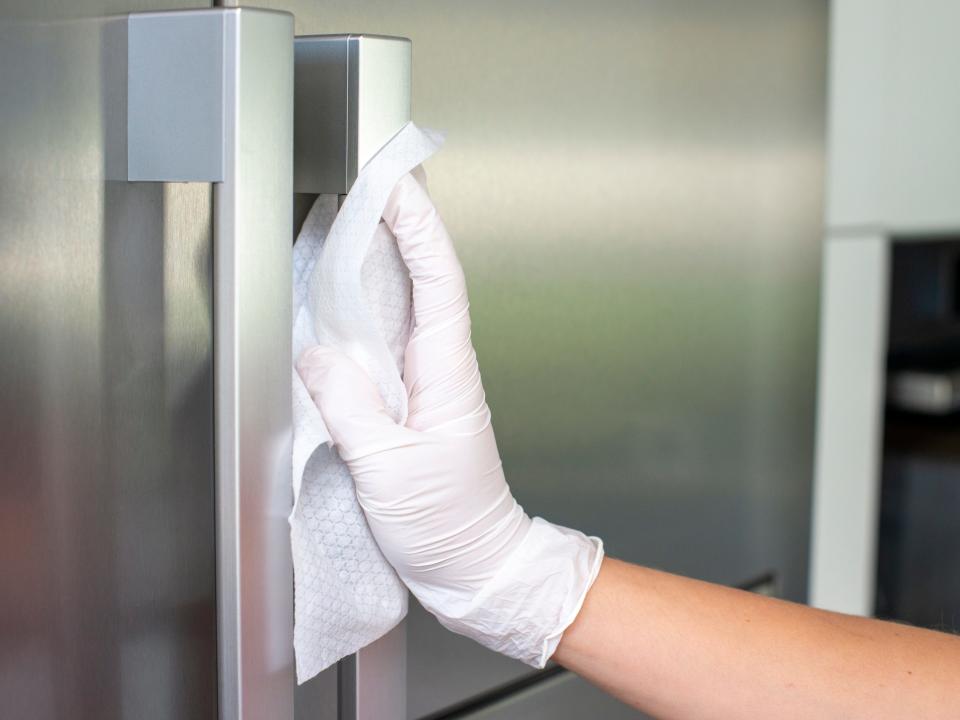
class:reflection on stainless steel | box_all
[267,1,827,717]
[0,10,217,719]
[211,9,295,719]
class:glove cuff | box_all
[427,517,604,668]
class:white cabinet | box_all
[827,0,960,231]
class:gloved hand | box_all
[296,173,603,667]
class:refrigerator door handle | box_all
[293,32,412,720]
[118,9,296,720]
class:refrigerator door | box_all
[0,5,296,719]
[267,1,826,718]
[0,8,218,720]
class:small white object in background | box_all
[290,122,444,683]
[887,368,960,415]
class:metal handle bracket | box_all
[125,11,225,182]
[294,34,411,194]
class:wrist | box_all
[417,517,604,668]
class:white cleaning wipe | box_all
[291,122,445,683]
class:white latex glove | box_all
[296,173,603,667]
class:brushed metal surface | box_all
[127,11,225,182]
[0,7,217,720]
[460,671,646,720]
[293,35,351,193]
[262,1,827,717]
[293,34,411,194]
[336,622,406,720]
[213,8,295,719]
[294,666,338,720]
[352,36,411,173]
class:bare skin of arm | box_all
[554,557,960,720]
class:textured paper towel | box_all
[291,122,445,683]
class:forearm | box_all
[554,557,960,720]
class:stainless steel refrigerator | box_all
[0,1,827,718]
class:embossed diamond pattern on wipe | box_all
[290,123,444,682]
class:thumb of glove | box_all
[296,345,404,462]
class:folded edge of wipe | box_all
[290,122,445,682]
